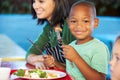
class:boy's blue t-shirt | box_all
[66,38,110,80]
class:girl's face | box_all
[33,0,55,21]
[110,39,120,80]
[68,5,98,44]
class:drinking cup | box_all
[0,67,11,80]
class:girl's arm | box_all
[43,55,66,70]
[26,24,50,64]
[26,54,44,65]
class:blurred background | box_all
[0,0,120,15]
[0,0,120,50]
[0,0,120,54]
[0,1,120,51]
[0,0,120,53]
[0,0,120,79]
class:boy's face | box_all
[68,4,98,43]
[110,39,120,80]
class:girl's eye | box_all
[39,0,44,3]
[33,0,35,2]
[33,0,44,3]
[116,56,120,62]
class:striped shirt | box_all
[44,30,65,63]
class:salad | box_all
[14,69,59,79]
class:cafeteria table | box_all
[0,34,26,59]
[0,34,73,80]
[1,61,73,80]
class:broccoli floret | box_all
[14,69,47,78]
[39,72,47,78]
[14,69,25,76]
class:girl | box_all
[26,0,77,70]
[110,35,120,80]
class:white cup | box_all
[0,67,11,80]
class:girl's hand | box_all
[43,55,55,68]
[62,45,79,62]
[34,62,48,69]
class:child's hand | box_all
[34,62,47,69]
[62,45,79,62]
[43,55,55,68]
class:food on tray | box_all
[14,69,60,78]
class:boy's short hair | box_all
[71,1,96,18]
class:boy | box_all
[62,1,110,80]
[110,35,120,80]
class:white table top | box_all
[0,34,26,61]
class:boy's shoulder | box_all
[69,38,108,48]
[93,38,108,47]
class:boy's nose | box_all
[76,23,84,28]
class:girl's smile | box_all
[33,0,55,21]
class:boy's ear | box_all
[94,18,99,28]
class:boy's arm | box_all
[62,44,107,80]
[73,55,106,80]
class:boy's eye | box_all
[69,20,77,23]
[83,20,89,23]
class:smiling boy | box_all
[62,1,110,80]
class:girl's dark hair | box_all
[31,0,78,27]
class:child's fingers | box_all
[35,62,47,69]
[44,55,55,67]
[62,44,67,48]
